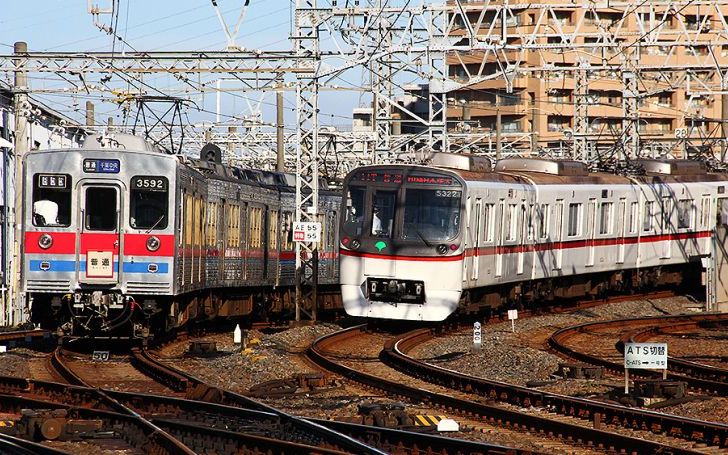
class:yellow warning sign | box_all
[413,415,446,426]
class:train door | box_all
[78,182,122,285]
[586,199,596,267]
[554,200,564,271]
[617,199,626,264]
[495,199,504,277]
[471,199,482,281]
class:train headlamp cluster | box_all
[38,234,53,249]
[146,236,161,252]
[436,244,448,255]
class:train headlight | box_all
[146,236,161,252]
[38,234,53,250]
[350,238,361,250]
[436,244,448,255]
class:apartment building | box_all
[445,0,728,158]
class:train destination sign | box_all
[38,174,68,189]
[624,342,667,369]
[354,171,403,184]
[83,158,121,174]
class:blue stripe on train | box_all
[29,260,169,274]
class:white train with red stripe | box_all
[339,154,724,321]
[23,134,341,338]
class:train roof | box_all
[349,155,728,186]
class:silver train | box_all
[339,153,725,321]
[23,134,341,337]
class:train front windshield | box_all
[342,168,463,243]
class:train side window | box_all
[249,206,262,248]
[538,203,549,239]
[629,202,638,234]
[506,204,518,241]
[599,202,613,235]
[184,194,193,245]
[701,196,711,229]
[567,203,582,237]
[484,203,495,242]
[269,210,279,250]
[677,199,693,229]
[206,202,217,245]
[130,176,168,230]
[32,173,72,227]
[282,211,293,249]
[643,201,654,232]
[661,197,671,231]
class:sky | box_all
[0,0,365,132]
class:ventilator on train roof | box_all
[635,159,708,176]
[494,158,589,176]
[429,152,491,172]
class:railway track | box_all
[46,345,372,454]
[550,313,728,394]
[309,324,724,454]
[133,344,535,454]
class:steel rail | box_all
[309,325,711,455]
[550,313,728,395]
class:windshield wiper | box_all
[145,214,166,234]
[412,226,434,247]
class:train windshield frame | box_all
[342,168,464,242]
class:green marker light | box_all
[375,241,387,252]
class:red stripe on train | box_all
[340,249,464,262]
[24,232,76,254]
[463,230,712,257]
[123,234,175,256]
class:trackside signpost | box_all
[473,322,481,350]
[507,309,518,332]
[293,222,322,242]
[623,342,668,393]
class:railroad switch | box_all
[633,379,687,402]
[188,340,218,356]
[248,373,341,398]
[557,363,604,379]
[357,402,412,428]
[16,409,103,441]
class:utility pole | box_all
[495,109,502,160]
[276,89,284,172]
[574,62,589,161]
[622,50,640,161]
[11,41,29,326]
[85,101,95,127]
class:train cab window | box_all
[32,174,72,227]
[130,176,168,230]
[402,188,462,241]
[343,187,366,236]
[85,187,117,231]
[371,191,396,238]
